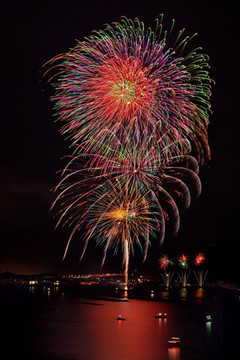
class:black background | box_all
[1,0,239,281]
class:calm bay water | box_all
[1,286,239,359]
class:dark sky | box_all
[1,0,239,280]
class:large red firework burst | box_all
[89,56,157,123]
[45,16,212,163]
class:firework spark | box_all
[194,253,207,287]
[177,253,190,287]
[178,253,188,268]
[195,252,206,266]
[159,254,173,269]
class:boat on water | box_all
[205,315,212,322]
[168,337,181,347]
[155,312,167,319]
[117,314,125,321]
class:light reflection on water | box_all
[5,287,230,359]
[160,290,170,301]
[206,321,212,343]
[168,347,180,360]
[27,291,221,360]
[194,288,204,304]
[179,288,188,301]
[29,295,179,359]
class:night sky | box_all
[1,0,239,281]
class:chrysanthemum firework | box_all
[52,167,161,258]
[45,15,213,163]
[52,142,201,255]
[53,179,161,283]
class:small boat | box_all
[205,315,212,322]
[117,315,126,321]
[168,337,181,347]
[155,312,167,319]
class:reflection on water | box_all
[160,290,170,300]
[30,296,178,360]
[206,321,212,343]
[119,289,128,301]
[157,317,167,330]
[168,347,180,360]
[29,285,35,294]
[47,287,51,298]
[2,287,230,360]
[179,288,188,301]
[194,288,204,303]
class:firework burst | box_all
[178,253,188,268]
[159,254,173,270]
[177,253,190,287]
[53,178,161,284]
[45,15,212,163]
[52,145,201,251]
[46,16,213,281]
[159,254,174,288]
[194,253,207,287]
[195,252,206,266]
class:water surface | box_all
[1,287,239,359]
